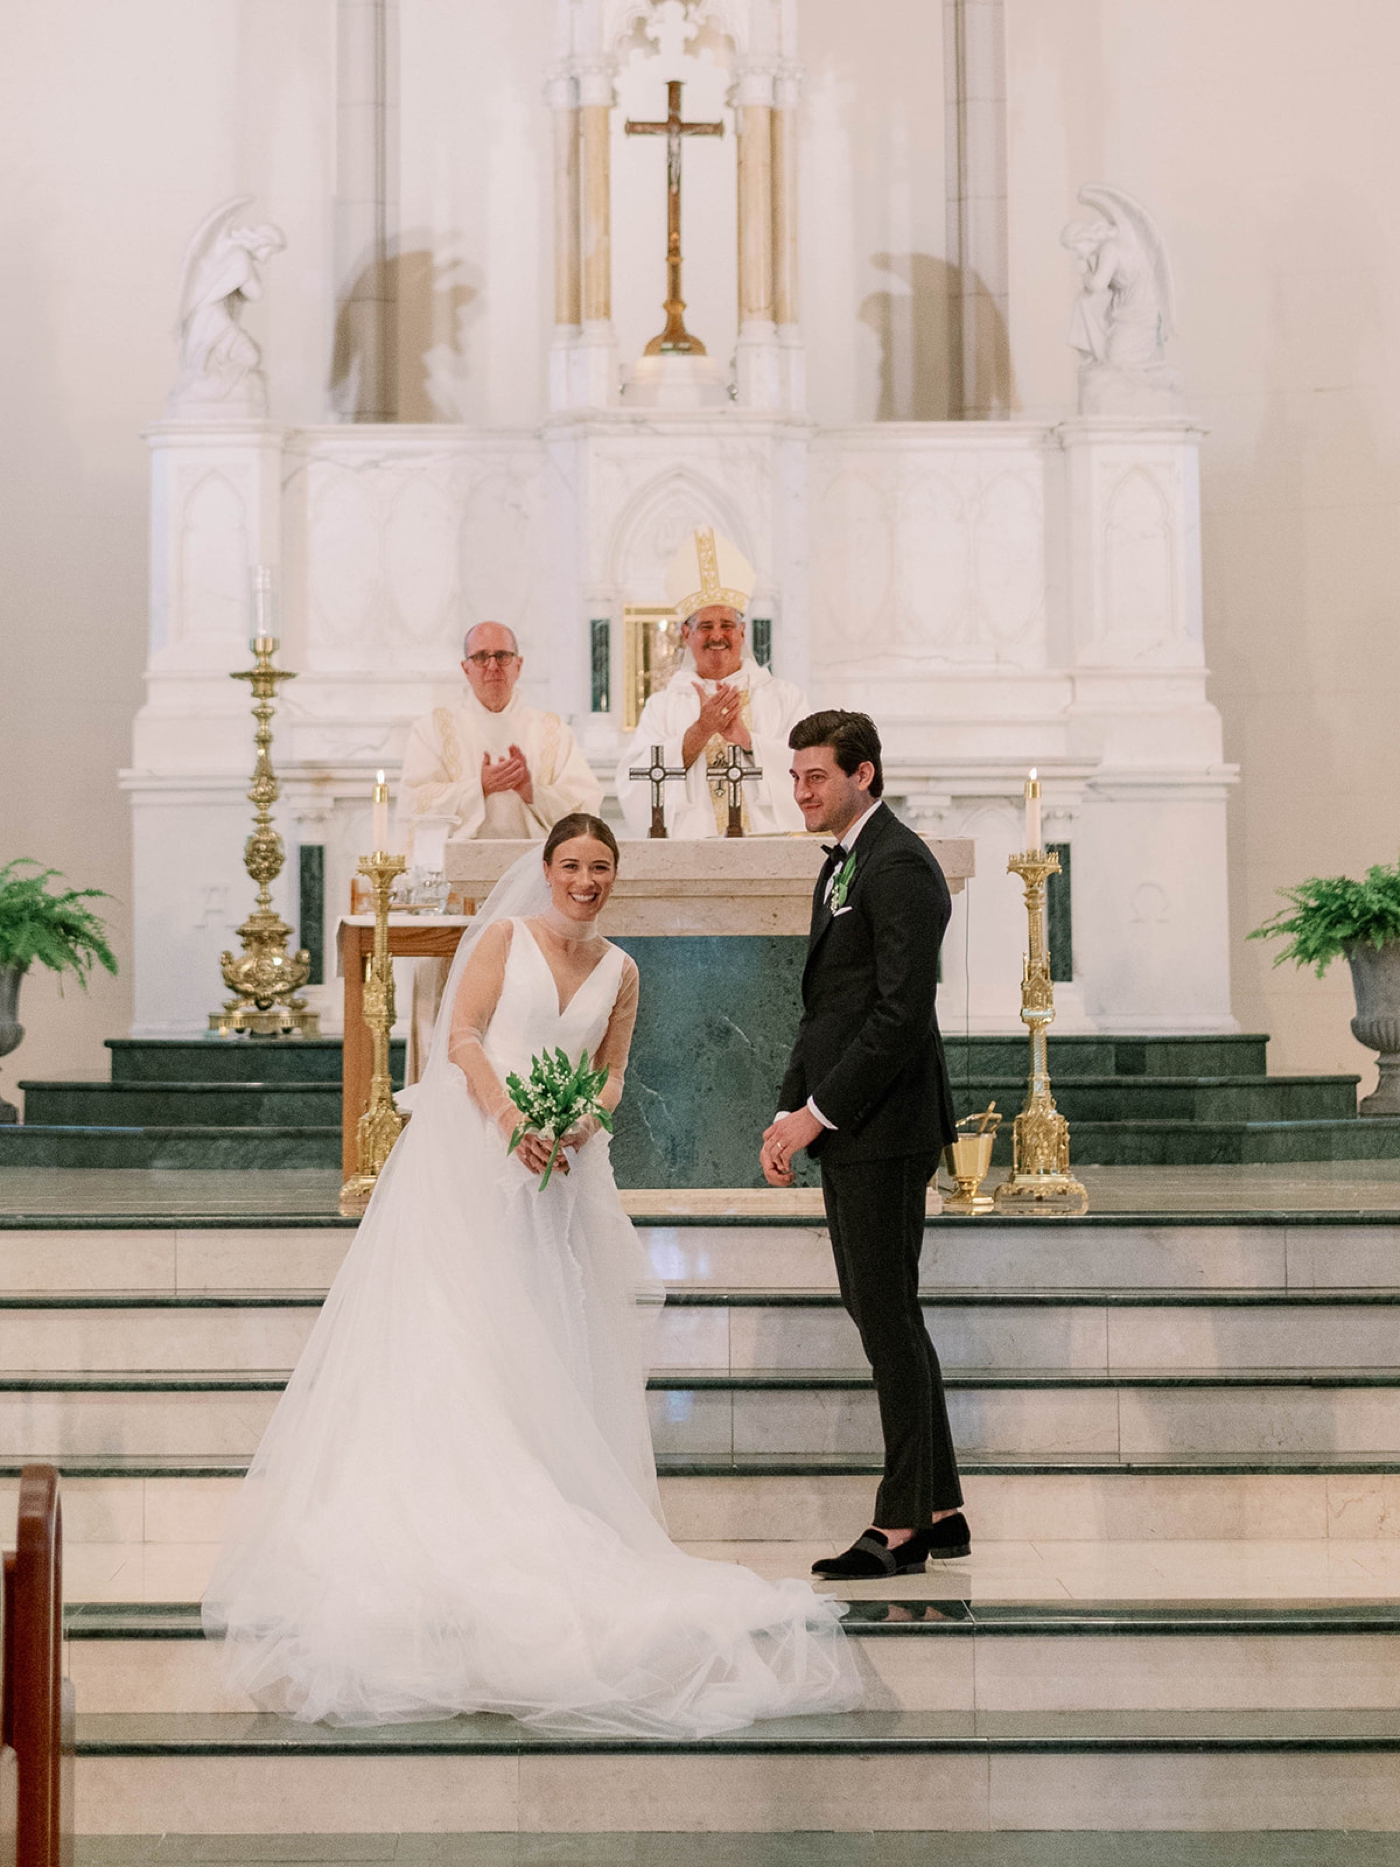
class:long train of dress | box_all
[203,919,859,1736]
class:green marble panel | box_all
[609,935,814,1191]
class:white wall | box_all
[0,0,336,1093]
[1005,0,1400,1085]
[798,0,950,425]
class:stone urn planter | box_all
[1348,941,1400,1116]
[0,962,24,1124]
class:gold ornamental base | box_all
[992,1171,1089,1216]
[209,1003,319,1039]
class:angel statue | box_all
[166,197,286,418]
[1060,184,1181,415]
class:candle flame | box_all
[376,769,386,785]
[1030,767,1037,780]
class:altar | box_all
[445,835,974,1187]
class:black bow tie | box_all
[822,843,846,864]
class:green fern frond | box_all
[0,860,118,987]
[1249,861,1400,978]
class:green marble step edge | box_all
[2,1210,1400,1230]
[62,1600,1400,1640]
[4,1288,1400,1309]
[11,1453,1400,1479]
[68,1709,1400,1756]
[11,1367,1400,1391]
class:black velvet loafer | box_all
[925,1511,972,1560]
[812,1515,973,1579]
[811,1530,931,1580]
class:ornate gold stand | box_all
[210,627,318,1038]
[339,848,407,1215]
[992,850,1089,1216]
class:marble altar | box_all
[443,835,974,1187]
[120,0,1237,1052]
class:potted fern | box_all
[1250,860,1400,1116]
[0,861,118,1123]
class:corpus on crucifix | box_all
[625,81,724,356]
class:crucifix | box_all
[628,744,689,839]
[717,749,765,839]
[624,81,724,356]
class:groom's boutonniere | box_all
[830,850,858,913]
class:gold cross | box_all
[625,80,724,357]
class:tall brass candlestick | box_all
[992,845,1089,1216]
[210,615,319,1038]
[338,840,407,1216]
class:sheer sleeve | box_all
[446,920,520,1137]
[594,955,639,1114]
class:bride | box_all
[203,813,859,1737]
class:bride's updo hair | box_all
[543,813,620,869]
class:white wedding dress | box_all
[203,854,859,1737]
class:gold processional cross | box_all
[625,80,724,355]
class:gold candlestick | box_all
[339,846,407,1215]
[992,847,1089,1216]
[210,620,319,1038]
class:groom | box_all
[761,710,970,1579]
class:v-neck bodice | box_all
[480,919,626,1084]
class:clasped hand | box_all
[760,1107,823,1187]
[481,745,534,805]
[684,682,751,762]
[509,1118,593,1178]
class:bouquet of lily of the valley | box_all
[506,1048,612,1189]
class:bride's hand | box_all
[560,1120,597,1155]
[515,1131,568,1176]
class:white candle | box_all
[249,566,277,656]
[1025,769,1042,853]
[372,769,389,854]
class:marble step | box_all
[7,1114,1399,1173]
[4,1288,1400,1376]
[8,1367,1400,1459]
[0,1126,342,1170]
[106,1038,405,1086]
[14,1458,1400,1552]
[943,1033,1273,1079]
[1064,1117,1400,1168]
[63,1599,1400,1718]
[19,1082,343,1128]
[69,1708,1400,1835]
[952,1074,1361,1132]
[5,1217,1400,1296]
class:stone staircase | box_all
[2,1198,1400,1833]
[5,1032,1400,1174]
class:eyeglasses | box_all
[466,651,520,668]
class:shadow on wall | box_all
[859,252,1015,420]
[331,242,481,422]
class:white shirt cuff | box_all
[806,1097,837,1131]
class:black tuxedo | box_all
[778,801,963,1525]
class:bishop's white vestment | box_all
[397,690,602,853]
[615,658,808,839]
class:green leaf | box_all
[1248,860,1400,977]
[0,861,118,984]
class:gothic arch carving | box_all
[606,466,756,605]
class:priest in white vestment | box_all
[397,620,602,1073]
[615,528,808,839]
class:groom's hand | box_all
[761,1108,822,1187]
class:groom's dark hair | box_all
[788,710,884,798]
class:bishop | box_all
[616,528,808,839]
